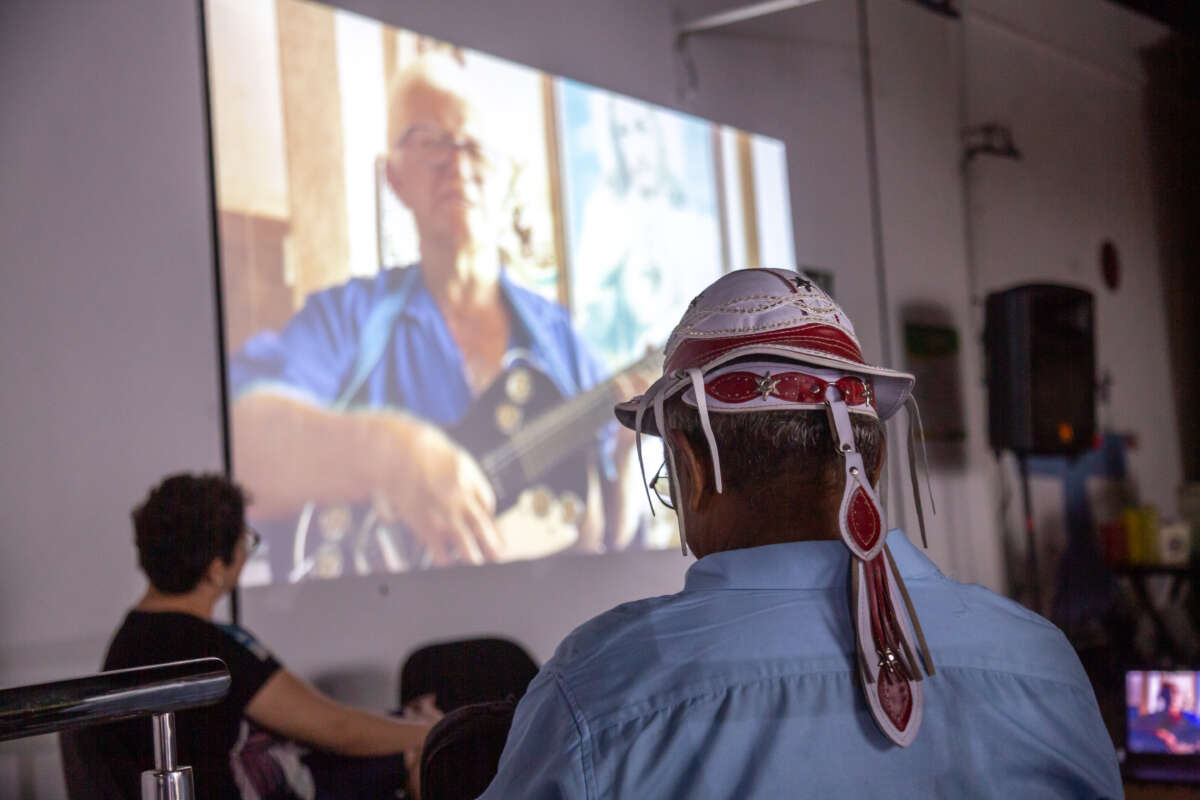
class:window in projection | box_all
[204,0,796,586]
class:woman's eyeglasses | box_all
[243,526,262,554]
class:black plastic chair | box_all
[420,699,517,800]
[398,637,539,713]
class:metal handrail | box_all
[0,658,230,741]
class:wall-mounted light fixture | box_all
[962,123,1021,167]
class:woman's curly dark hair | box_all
[132,473,247,594]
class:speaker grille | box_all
[985,284,1095,456]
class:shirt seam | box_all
[579,662,1095,737]
[379,263,423,321]
[681,572,940,592]
[553,668,598,800]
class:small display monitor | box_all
[1123,669,1200,783]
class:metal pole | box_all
[1017,453,1042,614]
[855,0,905,533]
[141,712,194,800]
[151,712,176,771]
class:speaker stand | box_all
[1016,453,1043,613]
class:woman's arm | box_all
[244,668,439,757]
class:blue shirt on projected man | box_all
[230,264,604,424]
[228,262,617,579]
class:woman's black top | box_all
[98,610,281,799]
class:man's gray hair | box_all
[663,400,884,495]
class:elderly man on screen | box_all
[230,54,637,580]
[480,268,1122,799]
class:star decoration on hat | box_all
[790,275,815,291]
[755,372,780,401]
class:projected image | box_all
[205,0,796,586]
[558,82,722,372]
[1126,671,1200,754]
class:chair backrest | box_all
[60,726,135,800]
[399,637,539,713]
[420,699,517,800]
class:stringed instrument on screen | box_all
[261,351,659,583]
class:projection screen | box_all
[204,0,796,586]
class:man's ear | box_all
[665,429,711,513]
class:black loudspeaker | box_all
[984,284,1096,455]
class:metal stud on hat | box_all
[615,267,936,747]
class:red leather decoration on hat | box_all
[774,373,826,402]
[847,487,882,552]
[834,376,868,406]
[665,323,866,374]
[705,373,762,403]
[865,555,916,733]
[704,371,872,408]
[877,669,914,730]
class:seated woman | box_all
[95,473,439,799]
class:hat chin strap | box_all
[825,385,934,747]
[905,395,936,549]
[633,368,727,558]
[653,381,689,556]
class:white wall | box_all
[0,0,1183,795]
[1,3,226,792]
[0,0,225,686]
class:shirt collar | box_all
[683,529,939,592]
[496,269,540,346]
[398,265,537,345]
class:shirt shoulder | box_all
[911,574,1092,690]
[105,612,281,707]
[214,622,280,667]
[302,264,414,315]
[544,591,760,728]
[105,612,221,668]
[550,593,681,667]
[502,276,594,356]
[503,278,570,322]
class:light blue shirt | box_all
[481,530,1121,799]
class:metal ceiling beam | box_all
[677,0,823,37]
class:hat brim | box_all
[613,344,915,436]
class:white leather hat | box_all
[615,268,915,433]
